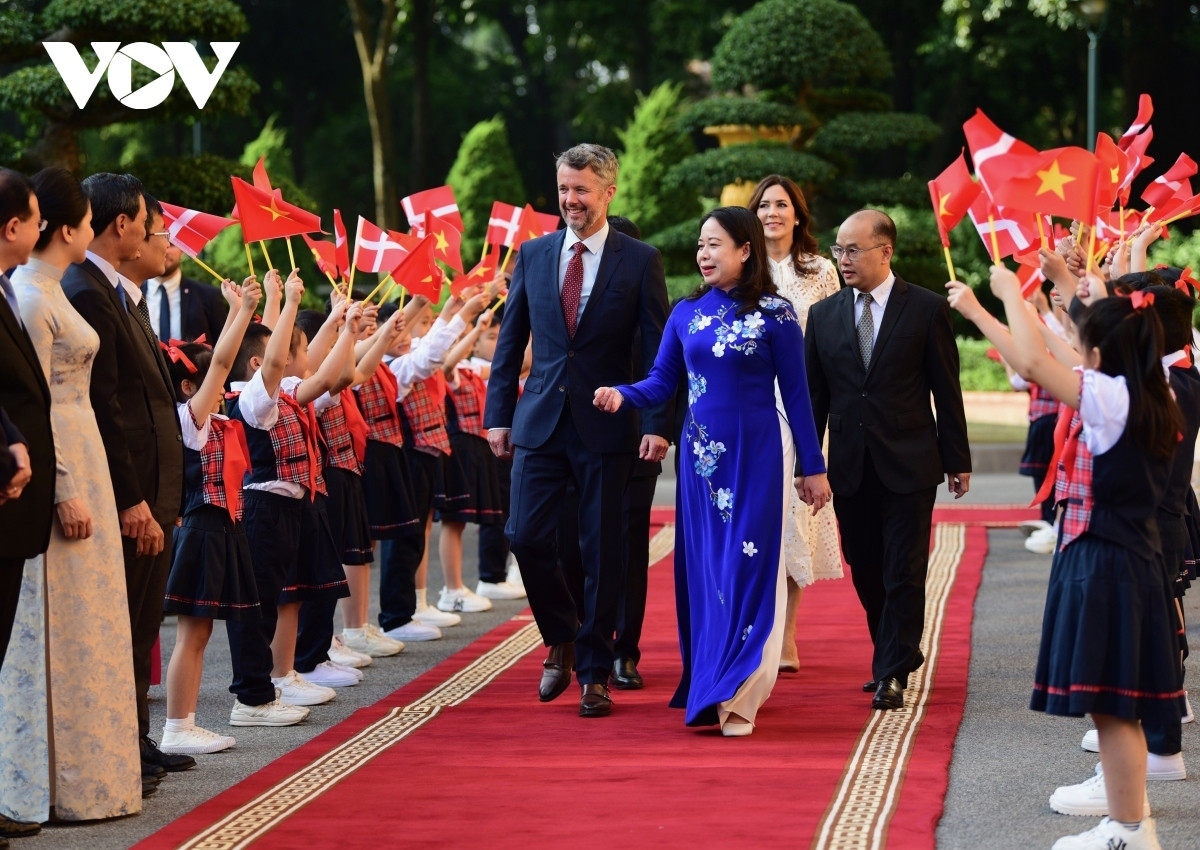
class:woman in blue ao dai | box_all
[594,207,830,736]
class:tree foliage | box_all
[445,115,525,258]
[608,82,700,241]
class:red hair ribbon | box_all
[1129,290,1155,311]
[167,335,211,350]
[1177,267,1198,295]
[159,340,198,373]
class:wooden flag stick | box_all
[986,215,1002,264]
[479,239,489,266]
[490,293,507,314]
[1119,206,1127,241]
[286,236,297,271]
[245,243,255,278]
[308,249,341,296]
[258,240,274,270]
[942,245,956,282]
[1085,224,1097,273]
[378,279,406,304]
[1035,214,1047,251]
[362,274,394,304]
[501,242,517,276]
[191,254,225,284]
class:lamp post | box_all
[1080,0,1108,150]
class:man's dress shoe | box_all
[612,657,643,690]
[142,735,196,772]
[863,680,876,693]
[579,683,612,717]
[142,759,165,780]
[871,677,904,711]
[142,774,159,798]
[0,815,40,838]
[538,643,575,702]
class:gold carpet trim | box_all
[811,523,966,850]
[179,623,544,850]
[180,525,678,850]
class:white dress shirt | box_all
[230,372,334,498]
[148,269,183,340]
[559,223,609,324]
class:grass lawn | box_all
[967,421,1028,444]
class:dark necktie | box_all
[561,241,586,337]
[157,284,171,341]
[128,288,159,346]
[0,274,21,330]
[857,292,874,369]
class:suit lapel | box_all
[866,276,909,379]
[542,230,569,339]
[0,294,48,400]
[574,228,623,340]
[840,287,861,372]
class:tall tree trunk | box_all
[348,0,398,228]
[410,0,431,190]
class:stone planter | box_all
[701,123,801,207]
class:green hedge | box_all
[956,336,1010,392]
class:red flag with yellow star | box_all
[230,177,322,242]
[510,204,548,253]
[391,236,442,300]
[927,150,981,247]
[1093,133,1125,211]
[449,242,503,296]
[987,147,1100,222]
[421,210,464,273]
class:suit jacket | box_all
[0,298,55,558]
[805,275,971,497]
[484,227,670,453]
[143,276,228,343]
[63,260,183,524]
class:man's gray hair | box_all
[555,144,619,187]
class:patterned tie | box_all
[158,283,171,341]
[134,291,158,343]
[561,241,586,337]
[857,292,875,369]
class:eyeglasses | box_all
[149,230,171,241]
[830,244,887,262]
[37,219,47,232]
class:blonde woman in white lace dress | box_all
[749,175,843,672]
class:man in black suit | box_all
[0,169,54,670]
[805,210,971,712]
[62,174,189,775]
[143,242,227,343]
[485,144,670,718]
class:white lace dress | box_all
[770,254,844,587]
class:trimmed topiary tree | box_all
[608,81,701,242]
[445,115,526,261]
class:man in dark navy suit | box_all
[485,144,670,718]
[143,242,227,343]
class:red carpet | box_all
[139,508,1022,850]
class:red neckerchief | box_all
[278,391,321,500]
[210,417,251,522]
[376,362,400,415]
[1033,403,1074,507]
[340,388,369,463]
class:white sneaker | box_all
[1052,816,1160,850]
[1183,690,1193,724]
[383,620,443,642]
[1050,765,1151,817]
[300,660,360,688]
[329,659,364,681]
[1019,519,1052,538]
[342,626,404,658]
[475,580,526,600]
[1081,729,1099,753]
[329,634,374,668]
[1146,751,1186,781]
[272,670,336,705]
[229,692,310,727]
[1025,525,1058,554]
[437,586,493,613]
[413,604,462,627]
[159,725,236,754]
[506,555,524,589]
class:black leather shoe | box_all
[538,643,575,702]
[0,815,41,838]
[579,683,612,717]
[863,680,876,693]
[142,735,196,772]
[871,677,904,711]
[142,774,160,798]
[612,657,643,690]
[142,758,165,779]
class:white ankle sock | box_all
[344,627,365,637]
[165,713,195,733]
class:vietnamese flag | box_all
[1142,154,1198,209]
[1093,133,1125,211]
[387,228,424,254]
[391,236,442,300]
[423,210,464,273]
[160,202,235,258]
[301,233,339,279]
[510,204,549,253]
[988,147,1100,223]
[533,209,560,234]
[450,242,503,296]
[230,177,322,242]
[927,150,981,247]
[333,209,350,280]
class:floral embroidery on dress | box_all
[741,624,753,641]
[687,303,771,357]
[742,541,757,557]
[687,371,707,405]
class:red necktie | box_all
[561,241,586,337]
[1032,404,1073,507]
